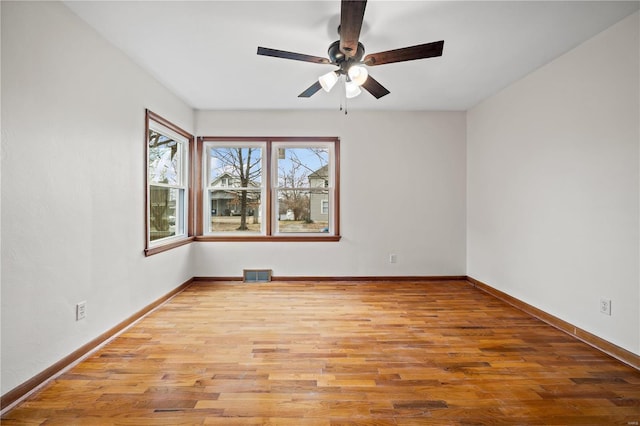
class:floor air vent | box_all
[243,269,272,283]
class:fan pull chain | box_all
[342,76,348,115]
[344,91,348,115]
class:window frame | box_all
[144,110,195,256]
[271,141,335,237]
[195,136,340,242]
[201,140,267,237]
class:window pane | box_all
[148,130,182,185]
[208,147,262,187]
[209,189,262,233]
[149,186,183,241]
[277,189,329,233]
[277,147,329,189]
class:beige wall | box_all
[193,110,468,278]
[1,1,195,394]
[467,12,640,354]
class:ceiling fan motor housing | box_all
[328,40,365,74]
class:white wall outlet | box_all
[599,299,611,316]
[76,301,87,321]
[389,253,397,264]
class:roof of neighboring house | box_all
[210,172,235,187]
[211,172,260,188]
[309,165,328,179]
[209,191,236,200]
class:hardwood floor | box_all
[2,280,639,425]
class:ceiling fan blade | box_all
[339,0,367,57]
[361,75,390,99]
[363,40,444,66]
[257,47,331,65]
[298,81,323,98]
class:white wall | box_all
[1,1,195,394]
[467,12,639,355]
[194,110,467,278]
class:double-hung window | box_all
[203,141,266,235]
[273,142,335,235]
[197,137,340,241]
[145,110,194,255]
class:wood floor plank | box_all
[2,280,639,424]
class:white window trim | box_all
[271,141,335,237]
[147,119,190,248]
[202,141,267,236]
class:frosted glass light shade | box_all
[347,65,368,86]
[319,71,339,92]
[345,80,362,98]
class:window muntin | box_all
[196,137,339,241]
[203,143,266,235]
[145,110,193,255]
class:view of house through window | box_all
[206,144,265,234]
[275,145,331,234]
[145,115,338,253]
[199,137,339,239]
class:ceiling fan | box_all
[257,0,444,102]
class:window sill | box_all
[195,235,341,242]
[145,236,195,256]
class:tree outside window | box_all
[206,145,264,234]
[145,110,194,256]
[198,137,339,241]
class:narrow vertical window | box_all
[145,110,194,255]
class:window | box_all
[274,143,331,234]
[321,200,329,215]
[145,110,194,255]
[203,143,266,235]
[197,137,340,241]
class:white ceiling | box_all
[64,1,639,111]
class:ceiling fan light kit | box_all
[347,65,368,86]
[345,79,362,99]
[257,0,444,110]
[319,70,339,92]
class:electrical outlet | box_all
[76,301,87,321]
[389,253,397,263]
[599,299,611,316]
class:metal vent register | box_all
[243,269,272,283]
